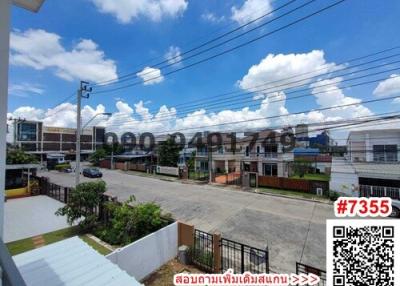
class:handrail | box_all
[0,237,26,286]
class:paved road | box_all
[39,168,334,273]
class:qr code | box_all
[327,220,399,286]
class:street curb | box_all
[246,188,333,205]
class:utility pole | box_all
[75,81,92,186]
[208,144,213,184]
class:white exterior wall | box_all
[156,166,179,176]
[0,0,11,239]
[330,158,359,196]
[106,222,178,281]
[348,130,400,162]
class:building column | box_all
[224,160,228,173]
[0,0,11,239]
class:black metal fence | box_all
[296,262,326,286]
[188,169,209,181]
[32,175,111,222]
[221,238,269,274]
[192,229,214,272]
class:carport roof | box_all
[13,237,142,286]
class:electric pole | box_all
[75,81,92,187]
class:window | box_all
[263,163,278,176]
[18,122,37,141]
[373,145,398,162]
[245,146,250,157]
[256,146,260,157]
[218,146,224,154]
[264,143,278,158]
[200,161,208,171]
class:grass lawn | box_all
[6,226,112,256]
[258,187,329,201]
[290,173,330,181]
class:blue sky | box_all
[7,0,400,136]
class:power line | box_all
[102,73,400,127]
[157,47,400,110]
[103,95,400,133]
[91,0,300,87]
[111,57,400,121]
[95,50,400,118]
[92,0,347,94]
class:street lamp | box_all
[75,112,112,186]
[82,112,112,131]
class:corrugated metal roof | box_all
[13,237,142,286]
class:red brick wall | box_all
[258,176,281,188]
[99,160,111,169]
[258,176,312,192]
[128,162,146,172]
[115,162,127,170]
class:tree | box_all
[103,142,124,156]
[6,148,38,164]
[89,148,107,166]
[187,151,196,170]
[157,138,180,167]
[56,181,106,231]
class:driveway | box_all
[39,168,334,273]
[4,196,72,243]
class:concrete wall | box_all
[156,166,179,176]
[330,158,359,195]
[106,222,178,281]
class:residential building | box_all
[193,132,242,173]
[13,120,105,161]
[192,130,295,177]
[330,129,400,213]
[240,130,294,177]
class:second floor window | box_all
[264,144,278,157]
[246,146,250,157]
[373,144,398,162]
[256,146,260,157]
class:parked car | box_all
[82,168,103,178]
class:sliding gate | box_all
[220,238,269,274]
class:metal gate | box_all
[221,238,269,274]
[192,229,214,272]
[296,262,326,286]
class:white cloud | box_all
[238,50,338,97]
[8,83,44,98]
[90,0,188,24]
[136,66,164,85]
[310,77,372,119]
[231,0,273,25]
[10,29,117,84]
[373,74,400,97]
[164,46,182,66]
[201,12,225,23]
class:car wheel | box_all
[390,206,400,218]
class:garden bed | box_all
[143,259,203,286]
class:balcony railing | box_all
[0,237,26,286]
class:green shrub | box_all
[55,163,71,171]
[95,196,170,246]
[329,191,340,201]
